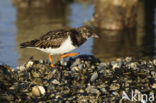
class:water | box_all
[0,0,18,67]
[0,0,155,67]
[69,3,94,55]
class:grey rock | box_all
[90,72,98,82]
[51,79,60,85]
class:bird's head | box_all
[78,26,99,39]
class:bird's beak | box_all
[92,34,99,38]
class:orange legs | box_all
[49,53,79,67]
[60,53,79,58]
[48,54,54,67]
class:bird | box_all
[20,26,99,67]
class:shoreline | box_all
[0,55,156,102]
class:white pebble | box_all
[26,61,34,68]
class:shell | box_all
[32,86,46,97]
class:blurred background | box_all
[0,0,155,67]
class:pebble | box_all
[51,79,60,85]
[90,72,98,82]
[70,58,81,68]
[60,58,67,66]
[112,63,121,70]
[78,64,83,70]
[152,59,156,65]
[110,83,120,90]
[151,83,156,88]
[79,89,84,93]
[90,88,100,95]
[32,86,46,97]
[100,87,107,94]
[26,60,34,68]
[86,85,100,95]
[129,62,137,68]
[97,63,106,71]
[71,66,80,72]
[18,65,26,71]
[125,57,133,62]
[39,59,44,64]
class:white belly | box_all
[37,36,77,55]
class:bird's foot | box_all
[60,53,79,58]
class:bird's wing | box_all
[34,30,69,48]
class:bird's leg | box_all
[48,54,54,67]
[60,53,79,58]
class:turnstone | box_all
[20,26,99,67]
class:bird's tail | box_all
[20,40,39,48]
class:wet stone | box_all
[125,57,133,62]
[152,59,156,65]
[26,60,34,68]
[32,86,46,97]
[110,83,120,91]
[90,72,98,82]
[51,79,60,85]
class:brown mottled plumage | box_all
[20,26,98,54]
[20,29,69,48]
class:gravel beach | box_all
[0,55,156,103]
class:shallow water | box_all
[0,0,155,67]
[0,0,18,67]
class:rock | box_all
[129,62,137,68]
[100,87,107,94]
[152,59,156,65]
[51,79,60,85]
[18,65,26,71]
[78,64,83,70]
[90,88,100,95]
[86,84,100,96]
[60,58,67,66]
[125,57,133,62]
[71,66,80,72]
[90,72,98,82]
[26,60,34,68]
[112,63,121,70]
[70,58,81,68]
[79,89,84,93]
[39,59,44,64]
[151,83,156,89]
[97,63,106,70]
[110,83,120,90]
[32,86,46,97]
